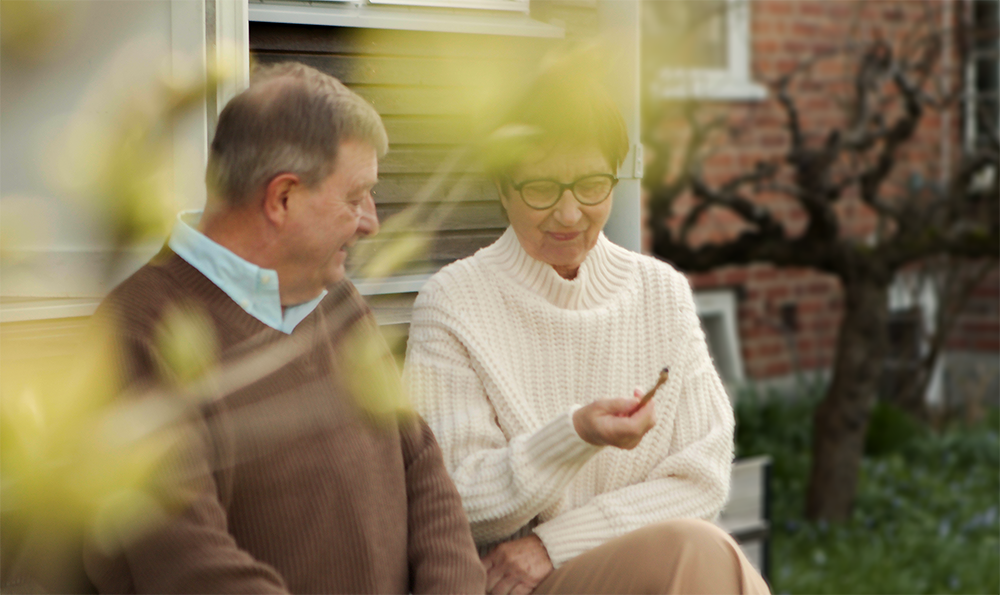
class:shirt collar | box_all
[167,210,326,334]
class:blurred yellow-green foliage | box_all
[154,305,220,389]
[55,64,227,255]
[0,0,80,63]
[339,321,411,420]
[1,5,619,588]
[0,9,450,590]
[1,324,187,555]
[1,8,225,587]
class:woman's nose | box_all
[551,189,582,226]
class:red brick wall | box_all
[947,268,1000,353]
[686,265,843,379]
[644,0,994,380]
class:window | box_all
[248,0,559,40]
[887,274,945,408]
[965,0,999,150]
[693,289,745,391]
[260,0,529,14]
[643,0,765,101]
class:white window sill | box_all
[654,71,768,102]
[0,297,102,323]
[0,294,426,327]
[693,289,746,387]
[0,241,436,322]
[0,274,434,323]
[352,273,431,296]
[249,1,564,37]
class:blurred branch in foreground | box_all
[0,1,81,64]
[1,22,226,588]
[1,12,617,588]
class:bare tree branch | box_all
[679,163,782,243]
[856,70,923,226]
[776,77,804,153]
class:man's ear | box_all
[262,173,302,227]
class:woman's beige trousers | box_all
[533,519,771,594]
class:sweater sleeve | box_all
[83,331,290,594]
[532,285,735,568]
[405,300,602,545]
[399,413,486,594]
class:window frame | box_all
[248,0,530,17]
[247,0,561,37]
[964,0,1000,150]
[649,0,766,101]
[693,289,746,389]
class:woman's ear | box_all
[262,173,301,228]
[494,178,511,211]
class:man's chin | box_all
[323,263,348,286]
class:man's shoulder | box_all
[97,250,194,339]
[317,279,371,324]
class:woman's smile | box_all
[547,231,582,241]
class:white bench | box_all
[716,456,771,580]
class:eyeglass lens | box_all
[519,175,615,208]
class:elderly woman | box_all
[404,71,769,595]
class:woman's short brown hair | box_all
[482,58,630,184]
[206,62,388,206]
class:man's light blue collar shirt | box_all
[168,210,326,334]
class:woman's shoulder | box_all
[624,249,692,296]
[611,252,699,333]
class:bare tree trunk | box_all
[806,277,889,520]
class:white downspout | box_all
[598,0,643,253]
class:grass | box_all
[735,383,1000,594]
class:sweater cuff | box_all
[533,502,614,568]
[521,407,602,472]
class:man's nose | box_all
[551,189,582,226]
[357,193,380,237]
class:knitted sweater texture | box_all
[86,249,485,594]
[405,228,735,568]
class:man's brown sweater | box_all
[85,249,485,594]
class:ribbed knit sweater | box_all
[86,248,485,594]
[404,228,735,569]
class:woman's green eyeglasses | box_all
[509,173,619,210]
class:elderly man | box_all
[85,63,485,594]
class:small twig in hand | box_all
[638,367,670,408]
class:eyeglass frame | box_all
[506,173,619,210]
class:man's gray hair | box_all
[206,62,388,206]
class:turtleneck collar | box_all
[477,227,636,310]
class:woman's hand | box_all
[572,389,656,449]
[482,535,554,595]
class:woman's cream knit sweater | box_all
[404,228,735,568]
